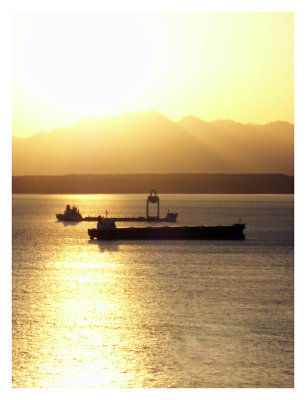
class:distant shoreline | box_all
[12,173,294,194]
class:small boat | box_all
[56,204,83,221]
[88,216,246,241]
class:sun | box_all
[13,13,155,119]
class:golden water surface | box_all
[12,194,294,387]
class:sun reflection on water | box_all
[22,249,141,388]
[63,361,126,388]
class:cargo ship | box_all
[88,216,246,241]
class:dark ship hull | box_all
[88,224,245,241]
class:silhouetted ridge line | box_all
[12,174,294,194]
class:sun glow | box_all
[12,13,293,137]
[12,14,157,133]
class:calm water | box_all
[12,194,294,388]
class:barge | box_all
[88,216,246,241]
[83,210,178,222]
[56,190,178,222]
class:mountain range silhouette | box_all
[12,111,294,175]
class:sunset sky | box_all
[12,12,293,138]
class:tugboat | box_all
[88,216,246,241]
[56,204,83,221]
